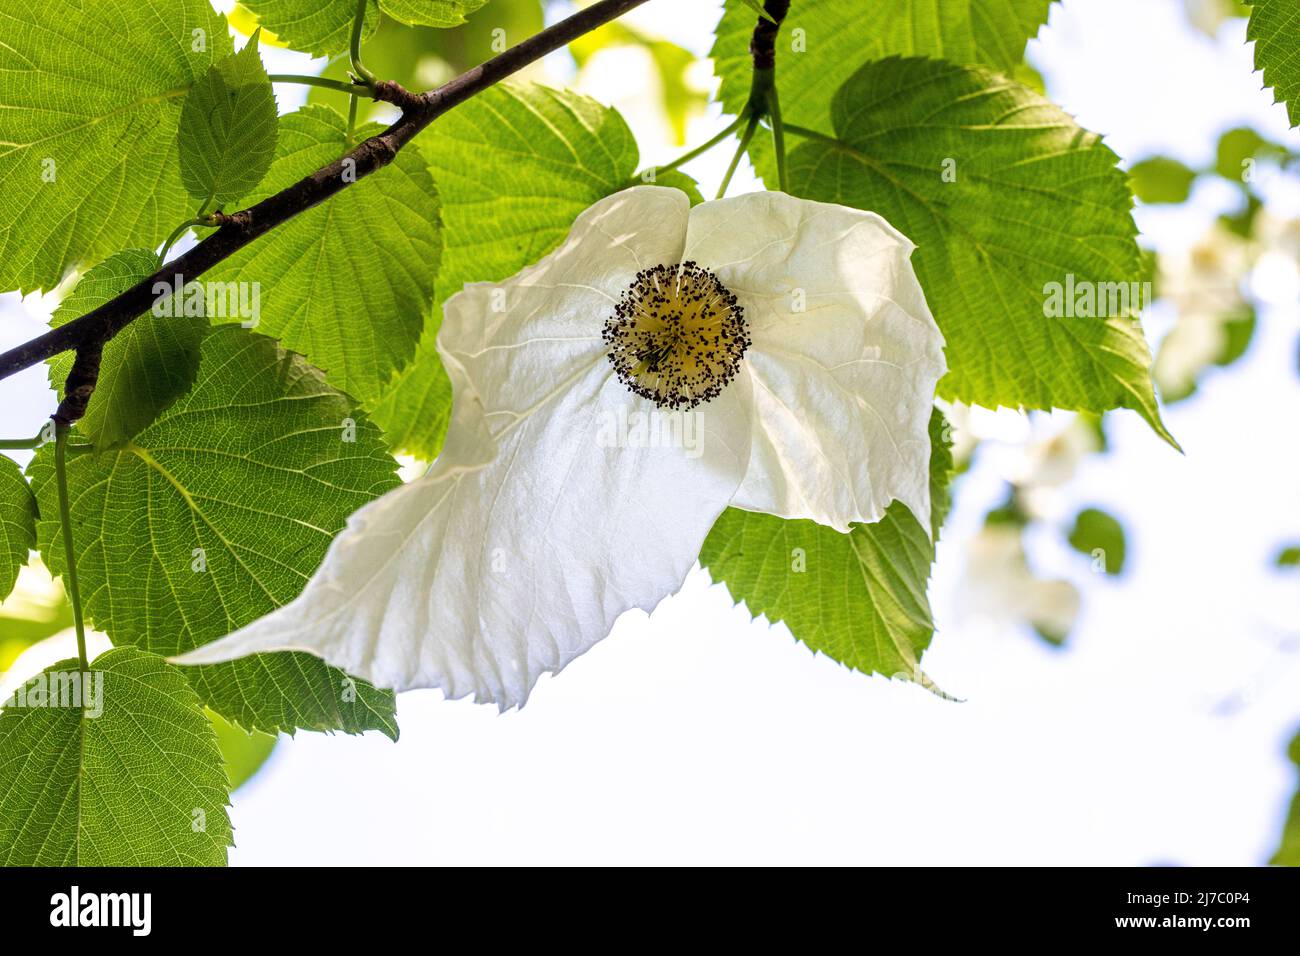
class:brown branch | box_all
[750,0,791,71]
[53,344,103,426]
[0,0,653,407]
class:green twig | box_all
[346,92,360,148]
[0,433,44,450]
[767,86,788,193]
[158,197,218,263]
[54,422,89,673]
[716,112,761,199]
[781,123,841,148]
[269,73,372,96]
[157,217,208,264]
[632,111,750,183]
[349,0,375,86]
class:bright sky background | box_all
[2,0,1299,865]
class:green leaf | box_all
[1272,730,1300,865]
[1214,126,1286,182]
[179,32,279,206]
[1067,507,1127,575]
[1128,157,1198,204]
[0,646,232,866]
[0,456,37,603]
[208,708,277,791]
[785,58,1173,444]
[240,0,379,57]
[1274,545,1300,568]
[1214,306,1256,367]
[369,341,454,461]
[1247,0,1300,127]
[48,250,206,449]
[29,325,402,737]
[381,0,490,28]
[0,0,232,294]
[700,410,954,694]
[711,0,1053,180]
[205,105,442,405]
[423,83,640,303]
[241,0,489,57]
[372,82,700,458]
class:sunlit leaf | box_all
[0,646,232,866]
[178,32,279,206]
[0,0,231,293]
[30,326,402,737]
[700,411,953,694]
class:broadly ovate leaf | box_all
[373,82,701,458]
[0,646,232,866]
[1067,507,1127,576]
[0,456,37,603]
[711,0,1053,180]
[204,106,442,406]
[786,57,1172,443]
[0,0,231,293]
[1128,157,1198,204]
[240,0,489,57]
[30,325,401,738]
[700,411,953,694]
[1247,0,1300,127]
[48,250,206,449]
[178,32,278,206]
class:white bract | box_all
[175,187,945,708]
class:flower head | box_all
[175,187,946,709]
[603,260,750,409]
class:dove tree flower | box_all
[176,186,946,708]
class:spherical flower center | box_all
[603,261,750,410]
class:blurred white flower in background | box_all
[959,523,1081,646]
[1154,222,1256,401]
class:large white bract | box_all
[175,187,946,709]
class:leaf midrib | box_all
[126,442,281,608]
[0,86,190,158]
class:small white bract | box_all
[174,187,946,709]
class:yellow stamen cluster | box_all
[603,261,749,410]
